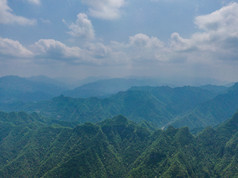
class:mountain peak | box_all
[217,111,238,137]
[111,115,129,124]
[100,115,129,127]
[228,82,238,92]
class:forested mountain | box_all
[169,83,238,129]
[129,112,238,177]
[1,81,237,130]
[0,111,237,177]
[0,76,67,103]
[22,86,218,128]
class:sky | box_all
[0,0,238,84]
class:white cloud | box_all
[129,33,164,48]
[0,37,112,65]
[32,39,105,64]
[2,2,238,66]
[66,13,95,40]
[0,37,33,58]
[195,2,238,34]
[33,39,83,59]
[170,2,238,61]
[110,33,167,62]
[1,3,238,82]
[81,0,125,20]
[0,0,36,25]
[101,3,238,67]
[27,0,40,5]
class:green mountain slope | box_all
[129,112,238,177]
[169,83,238,129]
[0,111,237,177]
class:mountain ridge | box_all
[21,85,219,128]
[0,111,237,177]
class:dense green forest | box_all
[0,111,237,177]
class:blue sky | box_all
[1,0,238,84]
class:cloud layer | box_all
[81,0,126,20]
[0,2,238,82]
[0,37,33,57]
[1,3,238,63]
[2,3,238,62]
[0,0,36,25]
[171,2,238,61]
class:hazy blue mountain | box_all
[169,83,238,129]
[28,75,67,88]
[55,76,107,89]
[199,84,227,95]
[63,78,162,98]
[1,76,236,130]
[22,85,217,128]
[0,75,67,103]
[63,77,227,99]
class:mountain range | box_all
[14,83,237,130]
[169,83,238,129]
[0,111,237,177]
[0,76,164,104]
[19,86,212,126]
[0,75,67,104]
[1,75,238,131]
[62,78,160,98]
[0,75,238,177]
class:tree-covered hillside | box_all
[169,83,238,129]
[0,111,237,177]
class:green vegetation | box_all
[21,85,220,128]
[1,81,238,177]
[1,78,237,131]
[170,83,238,129]
[0,111,237,177]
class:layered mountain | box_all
[63,78,163,98]
[169,83,238,129]
[1,77,237,130]
[22,85,218,128]
[63,78,228,99]
[0,76,67,104]
[0,111,237,177]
